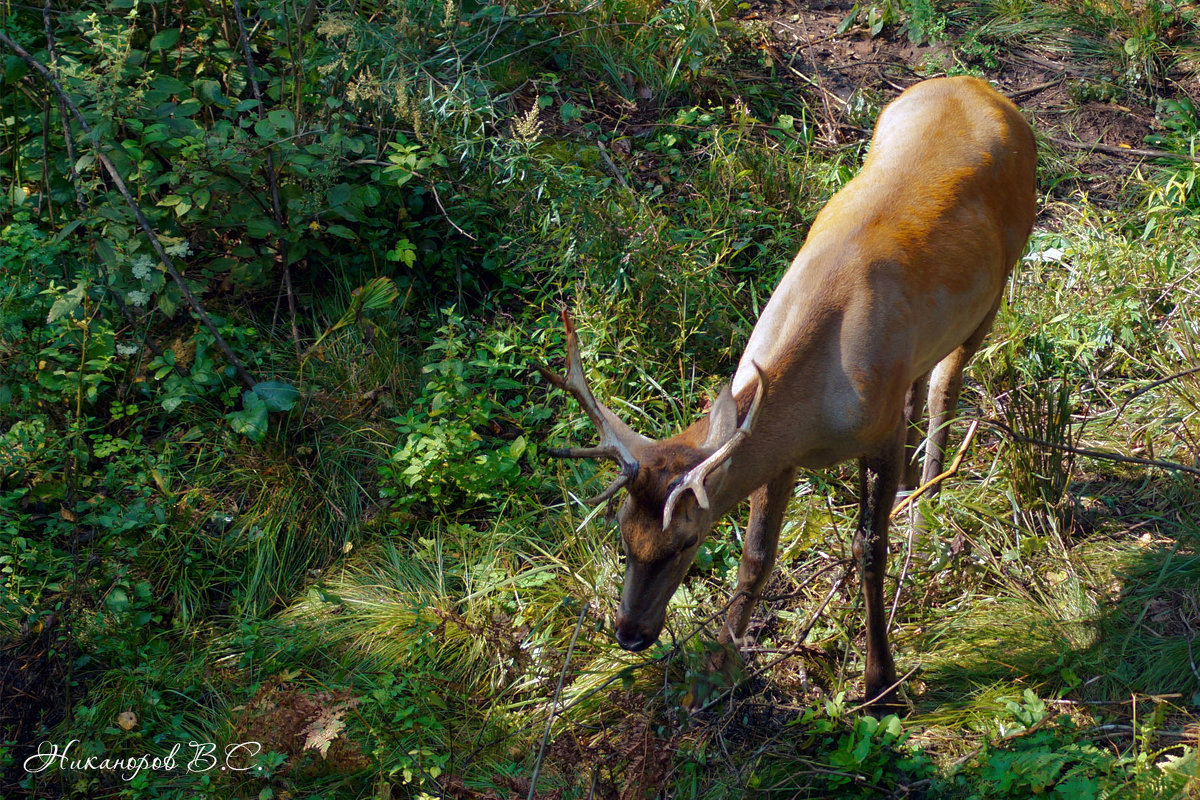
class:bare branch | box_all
[979,417,1200,479]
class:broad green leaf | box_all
[356,277,400,311]
[149,28,180,51]
[227,391,268,441]
[151,75,189,96]
[245,217,279,238]
[47,283,86,323]
[106,587,129,613]
[194,79,225,106]
[328,183,352,207]
[54,218,87,243]
[253,381,300,412]
[267,108,295,135]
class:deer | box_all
[537,76,1037,706]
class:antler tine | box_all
[583,472,632,506]
[536,309,650,503]
[662,362,769,529]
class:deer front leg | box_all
[717,468,799,653]
[852,425,904,706]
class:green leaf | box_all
[4,54,28,82]
[252,381,300,412]
[54,218,87,243]
[267,108,295,135]
[227,390,269,441]
[328,183,352,207]
[106,587,130,613]
[837,5,859,33]
[151,75,189,96]
[509,436,527,459]
[356,277,401,311]
[176,98,202,117]
[194,79,225,106]
[882,715,903,738]
[47,283,86,323]
[149,28,181,51]
[245,217,279,239]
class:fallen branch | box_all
[891,420,981,520]
[1007,76,1065,102]
[1115,363,1200,419]
[977,417,1200,479]
[1044,134,1200,165]
[0,30,258,390]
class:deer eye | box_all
[681,534,698,550]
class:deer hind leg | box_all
[852,423,904,707]
[901,371,930,492]
[922,302,1001,489]
[717,468,799,652]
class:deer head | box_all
[536,310,766,650]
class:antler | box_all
[535,310,651,505]
[662,362,769,529]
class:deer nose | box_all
[615,621,652,652]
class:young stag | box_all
[538,76,1036,704]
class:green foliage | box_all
[839,0,948,43]
[358,672,449,789]
[380,313,543,517]
[808,701,934,794]
[1144,97,1200,225]
[932,690,1157,799]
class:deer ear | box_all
[703,383,739,451]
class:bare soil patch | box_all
[737,0,1182,204]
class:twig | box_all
[43,0,82,209]
[695,567,852,714]
[528,601,589,800]
[890,420,981,520]
[887,508,916,631]
[596,140,630,191]
[845,661,921,714]
[1044,135,1200,164]
[1085,723,1194,740]
[1115,363,1200,419]
[796,14,841,144]
[0,30,258,390]
[977,417,1200,479]
[1007,76,1065,102]
[230,0,301,361]
[1046,693,1181,707]
[431,181,477,240]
